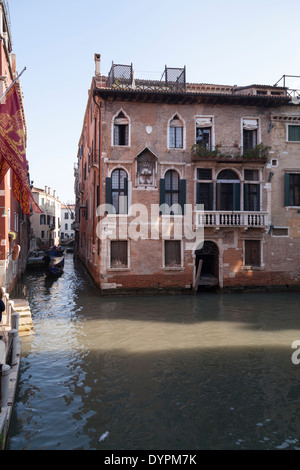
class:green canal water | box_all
[6,254,300,450]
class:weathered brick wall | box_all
[76,89,300,292]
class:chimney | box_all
[48,187,50,194]
[53,190,56,198]
[94,53,101,76]
[45,185,47,194]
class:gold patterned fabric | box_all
[0,84,41,214]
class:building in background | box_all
[30,186,61,249]
[75,54,300,293]
[0,1,39,293]
[60,203,75,244]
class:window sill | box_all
[112,145,130,148]
[162,266,185,271]
[242,265,264,271]
[108,268,132,272]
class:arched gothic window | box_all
[113,111,129,146]
[169,115,183,149]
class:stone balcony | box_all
[195,210,268,229]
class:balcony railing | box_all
[107,63,186,92]
[195,211,268,228]
[191,144,270,162]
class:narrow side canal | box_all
[7,254,300,450]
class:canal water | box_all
[7,254,300,450]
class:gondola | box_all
[44,246,65,276]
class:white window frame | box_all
[286,123,300,143]
[162,239,184,270]
[195,116,215,149]
[111,109,131,147]
[108,239,131,271]
[167,113,186,150]
[243,239,264,269]
[241,117,261,149]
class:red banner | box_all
[0,83,42,214]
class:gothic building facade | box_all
[75,55,300,293]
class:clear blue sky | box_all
[7,0,300,204]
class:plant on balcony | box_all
[191,144,222,159]
[191,143,271,161]
[242,143,271,161]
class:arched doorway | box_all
[195,241,219,289]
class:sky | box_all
[7,0,300,204]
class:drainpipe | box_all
[93,85,102,256]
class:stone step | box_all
[11,299,34,337]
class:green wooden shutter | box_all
[196,182,201,205]
[256,184,261,211]
[105,177,112,213]
[208,183,214,210]
[120,178,128,214]
[197,182,213,210]
[160,178,165,214]
[244,184,249,211]
[284,173,290,206]
[179,179,186,215]
[233,183,240,211]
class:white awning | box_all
[196,118,212,127]
[114,118,129,125]
[243,119,258,130]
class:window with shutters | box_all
[216,169,240,211]
[160,169,186,215]
[244,169,260,211]
[195,117,213,150]
[106,169,128,214]
[244,240,261,267]
[196,168,213,210]
[110,240,128,268]
[242,119,259,153]
[165,240,181,267]
[288,125,300,142]
[284,173,300,206]
[169,115,184,149]
[113,111,129,146]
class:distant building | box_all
[0,0,34,292]
[30,187,61,248]
[74,54,300,293]
[60,203,75,242]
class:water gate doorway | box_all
[195,241,219,289]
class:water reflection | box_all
[7,254,300,450]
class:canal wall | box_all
[0,290,33,449]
